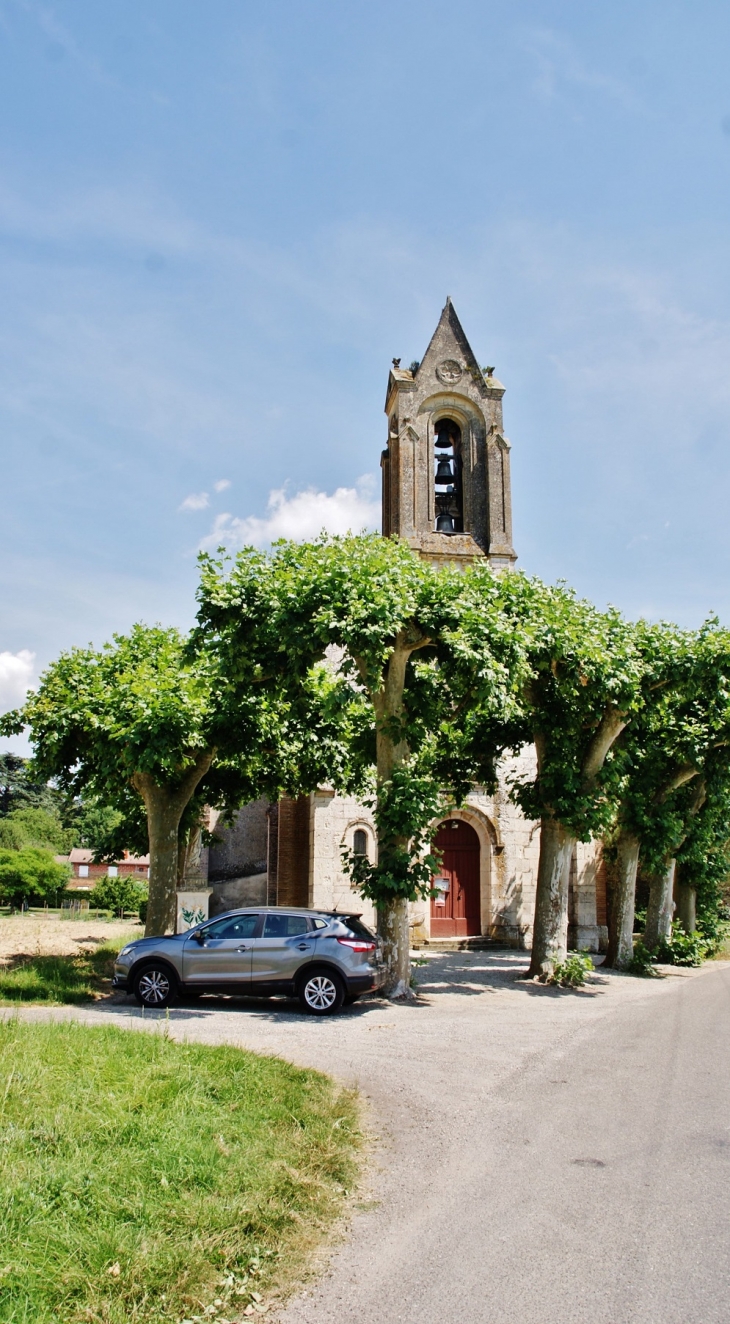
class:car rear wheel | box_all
[133,963,176,1009]
[298,969,345,1016]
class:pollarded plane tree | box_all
[673,757,730,942]
[0,627,223,935]
[0,622,347,937]
[605,622,730,965]
[483,574,645,981]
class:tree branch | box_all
[657,762,699,801]
[581,706,628,786]
[132,749,216,815]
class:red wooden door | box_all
[430,820,481,938]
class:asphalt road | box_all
[12,951,730,1323]
[279,959,730,1324]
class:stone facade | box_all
[207,300,608,952]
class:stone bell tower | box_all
[381,298,517,569]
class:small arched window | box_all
[434,418,463,535]
[353,829,368,856]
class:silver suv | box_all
[112,908,384,1015]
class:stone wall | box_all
[208,797,269,882]
[207,797,269,917]
[308,788,379,929]
[209,872,267,917]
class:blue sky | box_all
[3,0,730,736]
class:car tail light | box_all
[337,938,376,952]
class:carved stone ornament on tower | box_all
[380,298,517,569]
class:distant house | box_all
[58,849,150,894]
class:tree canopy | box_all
[0,848,69,908]
[1,625,232,933]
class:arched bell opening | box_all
[434,418,463,535]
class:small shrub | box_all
[549,951,594,988]
[89,872,147,915]
[626,941,657,977]
[698,906,730,957]
[655,923,708,967]
[633,905,647,934]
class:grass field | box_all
[0,938,127,1003]
[0,1021,361,1323]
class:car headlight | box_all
[117,945,136,962]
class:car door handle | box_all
[237,945,249,952]
[297,943,311,950]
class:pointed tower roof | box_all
[417,296,484,380]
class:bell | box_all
[435,454,455,485]
[434,424,452,449]
[435,512,456,534]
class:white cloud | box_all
[0,650,35,711]
[523,27,643,112]
[200,476,380,550]
[214,478,231,492]
[179,491,210,513]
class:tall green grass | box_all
[0,1021,361,1323]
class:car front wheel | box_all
[298,969,345,1016]
[133,963,176,1009]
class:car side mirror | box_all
[193,929,208,944]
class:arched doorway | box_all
[431,819,481,938]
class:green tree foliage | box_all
[0,806,74,854]
[62,798,128,858]
[606,622,730,963]
[88,872,148,915]
[0,754,63,818]
[2,620,354,939]
[0,848,69,908]
[477,575,646,979]
[673,758,730,948]
[1,627,227,936]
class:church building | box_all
[201,300,607,952]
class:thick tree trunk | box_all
[133,751,214,937]
[527,705,627,981]
[363,627,430,1000]
[146,800,184,936]
[644,859,676,949]
[676,882,697,934]
[605,829,640,969]
[377,896,412,999]
[528,816,575,978]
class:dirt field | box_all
[0,913,141,966]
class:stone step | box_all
[411,936,504,952]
